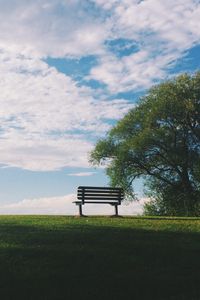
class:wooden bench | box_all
[73,186,124,216]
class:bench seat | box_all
[74,201,119,204]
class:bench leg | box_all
[114,205,118,216]
[78,204,83,216]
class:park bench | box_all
[74,186,124,216]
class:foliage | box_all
[90,72,200,216]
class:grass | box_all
[0,216,200,299]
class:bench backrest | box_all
[77,186,124,204]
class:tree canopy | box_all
[90,73,200,216]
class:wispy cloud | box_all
[0,194,146,215]
[89,0,200,92]
[67,172,97,177]
[0,47,131,171]
[0,0,109,57]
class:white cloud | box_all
[0,0,109,58]
[89,0,200,93]
[0,133,93,171]
[94,0,200,49]
[0,0,199,172]
[0,47,131,171]
[67,172,97,177]
[0,194,146,215]
[89,50,171,93]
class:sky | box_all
[0,0,200,215]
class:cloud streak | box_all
[67,172,97,177]
[0,194,145,215]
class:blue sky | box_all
[0,0,200,214]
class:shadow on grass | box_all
[116,215,200,221]
[0,219,200,300]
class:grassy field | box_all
[0,216,200,300]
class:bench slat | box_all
[77,196,122,200]
[77,192,123,196]
[77,191,122,195]
[78,191,123,195]
[74,201,118,204]
[78,186,123,191]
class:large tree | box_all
[90,73,200,216]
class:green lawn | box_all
[0,215,200,299]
